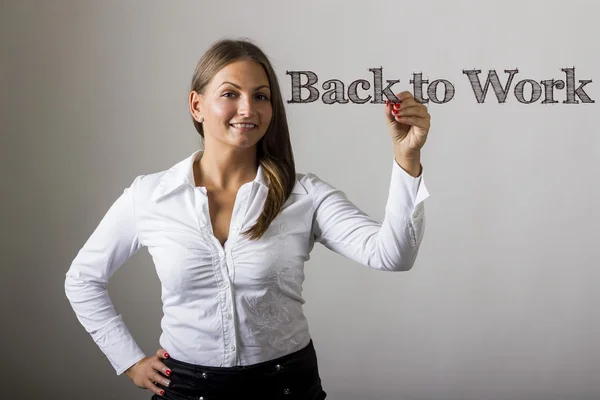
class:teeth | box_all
[231,123,255,128]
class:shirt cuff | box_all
[95,316,147,375]
[388,157,430,215]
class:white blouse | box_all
[64,150,430,375]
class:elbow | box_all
[376,218,425,272]
[64,268,104,303]
[390,221,426,271]
[64,272,79,303]
[382,247,420,272]
[389,259,416,272]
[397,260,416,272]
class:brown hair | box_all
[190,38,296,240]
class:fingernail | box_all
[393,103,401,109]
[159,390,165,395]
[392,109,398,114]
[164,352,169,358]
[166,369,172,376]
[165,380,171,387]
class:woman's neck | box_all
[194,147,258,191]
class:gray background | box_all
[2,1,599,399]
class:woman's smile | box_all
[230,122,258,132]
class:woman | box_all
[65,38,431,399]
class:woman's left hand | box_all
[385,91,431,154]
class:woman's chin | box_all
[228,131,265,147]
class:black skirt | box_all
[152,340,327,400]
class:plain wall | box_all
[3,1,599,399]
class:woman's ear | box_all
[189,90,203,122]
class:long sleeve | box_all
[310,158,430,271]
[64,176,146,375]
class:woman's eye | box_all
[222,92,269,100]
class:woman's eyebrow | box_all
[218,81,270,91]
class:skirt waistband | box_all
[155,341,326,399]
[165,340,317,377]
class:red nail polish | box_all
[393,103,401,109]
[392,109,398,114]
[164,352,169,358]
[160,390,165,395]
[166,369,172,376]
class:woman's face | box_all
[193,60,273,151]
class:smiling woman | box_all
[64,38,430,400]
[188,40,296,244]
[191,61,273,148]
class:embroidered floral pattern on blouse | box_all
[242,223,305,350]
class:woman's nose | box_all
[237,96,255,116]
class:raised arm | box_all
[310,159,428,271]
[311,90,431,271]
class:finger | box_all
[145,378,166,397]
[151,358,172,378]
[392,115,430,129]
[156,349,170,359]
[391,91,414,103]
[395,94,430,111]
[385,91,412,107]
[392,98,423,111]
[392,107,429,119]
[151,371,172,389]
[396,91,428,106]
[385,91,421,123]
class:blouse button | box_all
[283,388,291,395]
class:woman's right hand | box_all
[125,349,172,396]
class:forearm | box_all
[65,274,147,374]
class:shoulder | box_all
[295,171,341,197]
[127,169,170,202]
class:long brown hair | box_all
[190,38,296,240]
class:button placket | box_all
[219,285,232,362]
[220,212,238,358]
[225,278,237,365]
[225,186,247,284]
